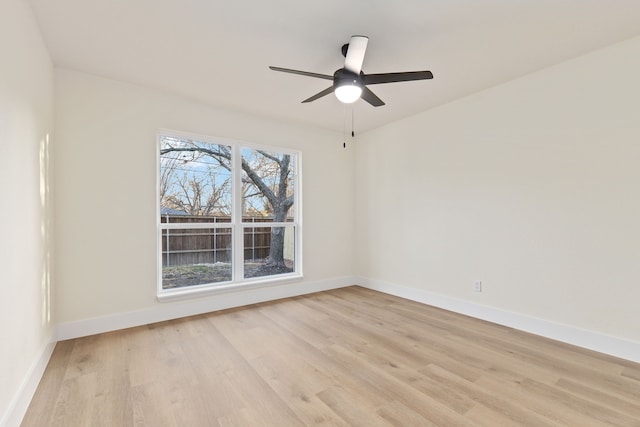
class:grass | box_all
[162,262,231,288]
[162,260,294,289]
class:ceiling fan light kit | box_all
[334,70,364,103]
[270,35,433,107]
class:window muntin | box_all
[158,131,301,296]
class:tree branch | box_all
[256,150,281,164]
[241,157,276,204]
[161,144,287,217]
[160,145,231,171]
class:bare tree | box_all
[160,141,294,267]
[160,144,231,216]
[159,152,180,203]
[164,172,230,216]
[242,150,293,267]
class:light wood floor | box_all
[23,286,640,426]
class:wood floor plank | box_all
[248,353,350,426]
[20,340,74,426]
[376,400,441,427]
[23,286,640,426]
[322,343,476,426]
[316,385,390,427]
[516,377,640,426]
[420,364,559,427]
[556,377,640,418]
[622,366,640,381]
[465,404,523,427]
[473,372,613,426]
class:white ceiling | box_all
[28,0,640,134]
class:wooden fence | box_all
[161,215,280,267]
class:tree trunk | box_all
[267,227,286,267]
[267,206,288,267]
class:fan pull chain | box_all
[351,108,355,139]
[342,106,356,149]
[343,104,347,148]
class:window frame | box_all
[156,129,302,301]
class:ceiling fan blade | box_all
[302,86,334,103]
[364,70,433,85]
[343,35,368,74]
[269,66,333,81]
[361,87,385,107]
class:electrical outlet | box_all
[473,281,482,292]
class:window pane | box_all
[160,136,232,218]
[244,225,295,279]
[162,227,232,289]
[241,148,295,221]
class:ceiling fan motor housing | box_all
[333,69,364,88]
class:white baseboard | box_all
[357,277,640,364]
[57,276,355,341]
[1,337,56,427]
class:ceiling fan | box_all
[269,35,433,107]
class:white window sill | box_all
[157,273,304,302]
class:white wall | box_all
[356,37,640,353]
[0,0,54,425]
[54,69,355,329]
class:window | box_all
[158,131,301,297]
